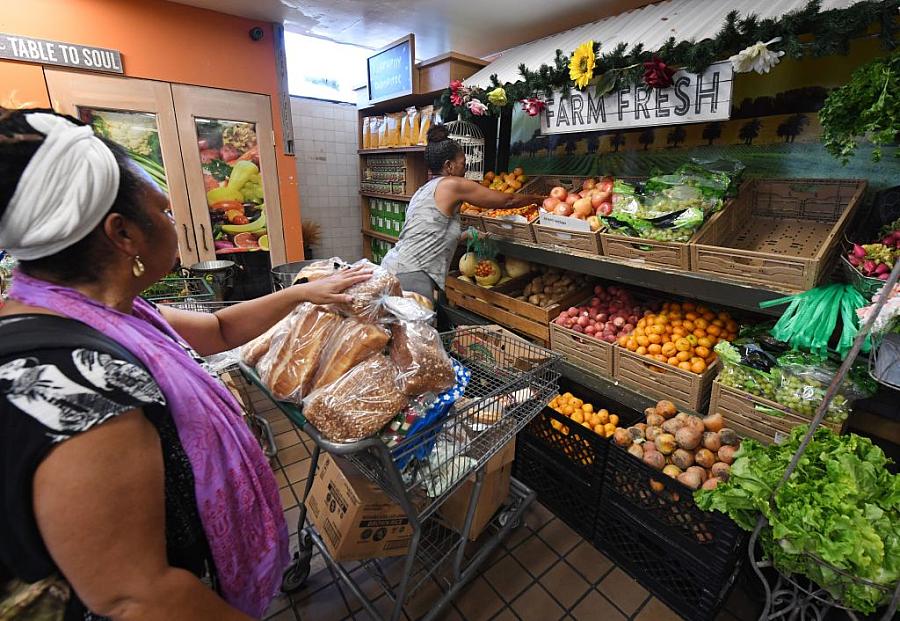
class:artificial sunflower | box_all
[569,40,596,89]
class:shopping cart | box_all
[161,298,278,458]
[240,325,560,621]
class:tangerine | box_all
[648,333,662,345]
[583,403,594,414]
[707,325,722,337]
[691,360,707,373]
[685,312,699,321]
[661,342,677,357]
[694,346,710,359]
[648,344,662,355]
[637,335,650,347]
[693,328,707,339]
[697,337,713,349]
[675,338,692,352]
[667,356,680,366]
[678,361,693,371]
[654,354,668,363]
[695,318,709,330]
[676,350,692,362]
[609,414,619,426]
[683,320,695,331]
[636,346,648,356]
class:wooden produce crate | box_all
[613,347,720,414]
[482,216,537,243]
[709,381,844,445]
[533,222,603,255]
[459,212,484,232]
[690,178,867,292]
[549,321,615,377]
[520,175,590,197]
[444,271,590,344]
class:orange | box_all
[691,360,707,373]
[604,422,617,436]
[563,392,574,400]
[687,334,699,346]
[655,315,668,325]
[648,333,662,345]
[712,319,725,328]
[597,411,609,425]
[678,361,693,371]
[627,340,638,352]
[654,354,667,363]
[694,346,710,359]
[697,337,713,349]
[667,356,680,366]
[685,312,698,321]
[683,301,696,311]
[637,335,650,347]
[726,320,739,332]
[572,398,583,408]
[695,318,709,330]
[671,319,683,327]
[671,327,686,338]
[661,342,677,357]
[690,357,705,365]
[618,336,628,346]
[665,325,674,335]
[693,328,707,339]
[636,346,648,356]
[594,424,606,435]
[648,344,662,355]
[563,406,574,415]
[707,325,722,338]
[703,312,716,322]
[645,314,656,324]
[683,320,695,332]
[609,414,619,426]
[635,327,646,337]
[718,312,731,322]
[571,411,584,424]
[676,350,692,362]
[589,414,600,427]
[583,403,594,414]
[675,338,692,352]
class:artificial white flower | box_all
[729,37,785,74]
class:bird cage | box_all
[445,120,485,181]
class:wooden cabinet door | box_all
[44,70,199,266]
[171,85,286,268]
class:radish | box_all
[853,244,867,259]
[848,255,861,267]
[876,262,891,275]
[878,273,890,280]
[863,260,877,274]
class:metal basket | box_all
[141,277,215,303]
[840,253,885,300]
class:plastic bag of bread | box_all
[310,317,390,391]
[258,303,342,401]
[402,290,433,311]
[361,116,371,149]
[241,311,296,367]
[303,354,408,443]
[405,106,420,146]
[383,295,434,323]
[418,106,433,145]
[372,116,384,148]
[291,257,349,285]
[390,321,456,396]
[333,259,401,322]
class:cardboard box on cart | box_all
[306,453,412,562]
[438,437,516,541]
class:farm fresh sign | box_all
[0,33,123,74]
[541,61,732,135]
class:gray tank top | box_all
[381,177,461,291]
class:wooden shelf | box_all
[360,191,412,201]
[358,146,425,155]
[362,228,399,243]
[489,238,788,317]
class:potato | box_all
[711,462,731,481]
[613,428,632,448]
[656,400,678,419]
[646,413,666,428]
[528,294,541,305]
[682,415,706,437]
[643,450,666,471]
[718,445,737,465]
[703,413,724,432]
[645,426,663,442]
[671,449,695,471]
[628,426,645,442]
[702,432,722,453]
[627,443,644,460]
[686,465,708,483]
[655,433,677,455]
[661,417,684,436]
[649,478,665,493]
[677,470,702,490]
[663,464,682,479]
[523,283,533,297]
[675,426,702,451]
[644,407,658,419]
[719,428,740,447]
[695,448,716,469]
[702,477,720,491]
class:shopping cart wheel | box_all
[281,532,313,592]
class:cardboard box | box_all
[438,438,516,541]
[306,454,412,562]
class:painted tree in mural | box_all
[565,136,578,154]
[739,119,763,145]
[547,134,561,155]
[777,114,809,143]
[638,128,655,151]
[667,126,687,148]
[510,141,525,156]
[702,122,723,146]
[586,134,600,154]
[609,132,626,153]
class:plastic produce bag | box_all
[332,259,402,322]
[309,317,390,391]
[257,303,342,401]
[291,257,349,285]
[773,351,875,423]
[303,354,408,443]
[390,320,457,396]
[715,341,778,399]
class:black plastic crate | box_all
[593,499,740,621]
[521,377,642,481]
[602,440,745,575]
[513,437,599,540]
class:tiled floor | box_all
[244,385,759,621]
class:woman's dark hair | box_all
[0,107,152,283]
[424,125,463,175]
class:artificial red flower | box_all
[450,79,464,92]
[642,56,676,88]
[450,92,465,107]
[521,98,546,117]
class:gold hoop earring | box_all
[132,255,146,278]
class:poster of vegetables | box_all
[197,118,268,254]
[82,108,168,194]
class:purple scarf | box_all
[10,271,289,618]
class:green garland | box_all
[439,0,899,121]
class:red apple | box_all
[582,178,597,191]
[598,177,614,193]
[590,193,604,209]
[597,201,613,216]
[550,186,567,201]
[594,189,611,203]
[573,198,593,218]
[554,203,574,216]
[543,197,560,211]
[565,194,578,206]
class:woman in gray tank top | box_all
[382,125,543,301]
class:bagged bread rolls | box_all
[258,303,342,401]
[390,321,456,396]
[303,355,407,442]
[334,259,402,322]
[311,318,390,390]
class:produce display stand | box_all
[481,215,538,243]
[613,348,720,415]
[532,222,603,255]
[745,259,900,621]
[549,321,616,377]
[240,326,560,621]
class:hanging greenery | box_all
[438,0,899,124]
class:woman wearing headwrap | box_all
[0,108,370,620]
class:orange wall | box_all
[0,0,303,260]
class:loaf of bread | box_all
[334,261,402,322]
[390,321,456,396]
[259,303,342,401]
[304,355,408,442]
[310,318,390,390]
[241,321,281,368]
[402,290,433,311]
[291,258,349,285]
